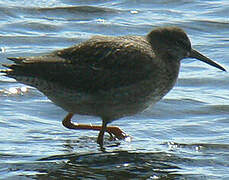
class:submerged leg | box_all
[97,120,108,147]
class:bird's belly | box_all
[40,78,174,121]
[46,88,159,120]
[16,75,176,121]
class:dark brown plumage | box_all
[1,26,226,148]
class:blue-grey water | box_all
[0,0,229,179]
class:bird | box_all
[1,26,226,148]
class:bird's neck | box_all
[158,55,181,90]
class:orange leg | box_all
[62,113,129,145]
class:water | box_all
[0,0,229,179]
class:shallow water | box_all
[0,0,229,179]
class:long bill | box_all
[189,49,226,72]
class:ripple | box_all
[0,0,229,179]
[36,151,182,179]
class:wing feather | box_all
[3,35,157,93]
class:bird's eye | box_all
[176,39,191,51]
[186,51,190,57]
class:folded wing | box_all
[2,36,156,94]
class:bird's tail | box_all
[0,57,28,77]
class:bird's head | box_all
[147,26,226,71]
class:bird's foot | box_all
[62,113,131,147]
[106,126,131,142]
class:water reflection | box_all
[35,151,182,179]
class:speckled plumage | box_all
[1,26,225,147]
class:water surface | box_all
[0,0,229,179]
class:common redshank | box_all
[1,26,226,148]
